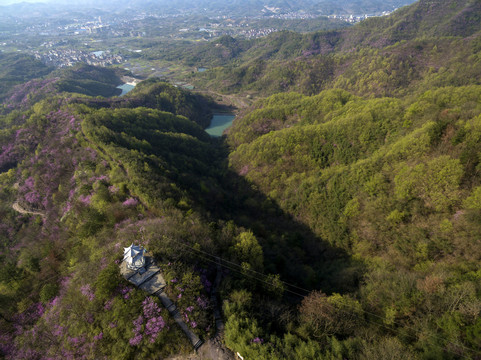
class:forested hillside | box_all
[1,0,481,359]
[0,53,53,102]
[227,86,481,357]
[0,79,227,358]
[221,0,481,358]
[182,0,481,98]
[2,64,128,111]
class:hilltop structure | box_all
[119,248,204,351]
[123,244,146,270]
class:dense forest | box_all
[1,0,481,359]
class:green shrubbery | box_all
[226,85,481,358]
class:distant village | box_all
[0,5,397,68]
[328,10,394,23]
[33,49,124,68]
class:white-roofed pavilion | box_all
[123,244,146,270]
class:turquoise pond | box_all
[205,114,236,137]
[116,83,135,96]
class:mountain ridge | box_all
[184,0,481,98]
[2,0,481,359]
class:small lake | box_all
[205,114,235,137]
[116,83,135,96]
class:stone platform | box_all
[120,256,202,350]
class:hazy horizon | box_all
[0,0,48,4]
[0,0,417,7]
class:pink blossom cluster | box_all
[0,333,15,356]
[4,277,99,360]
[78,194,92,205]
[251,337,264,344]
[122,197,139,207]
[129,315,144,346]
[6,78,58,108]
[17,109,88,216]
[129,297,166,346]
[104,298,114,311]
[196,296,209,309]
[20,176,41,204]
[50,296,60,308]
[18,107,104,219]
[0,142,15,171]
[89,175,109,183]
[118,285,133,299]
[12,302,45,335]
[84,147,97,161]
[0,127,36,174]
[80,284,95,301]
[0,224,14,241]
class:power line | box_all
[176,241,310,295]
[189,250,308,299]
[3,240,479,358]
[189,248,478,359]
[176,241,481,359]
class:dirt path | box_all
[196,337,236,360]
[195,89,253,110]
[12,201,45,218]
[195,258,235,360]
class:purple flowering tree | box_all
[129,297,166,346]
[164,264,213,335]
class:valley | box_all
[1,0,481,359]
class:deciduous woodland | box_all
[1,0,481,359]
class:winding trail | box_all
[12,201,46,218]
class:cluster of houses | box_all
[33,49,124,68]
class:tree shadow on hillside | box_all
[196,137,364,297]
[73,91,363,296]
